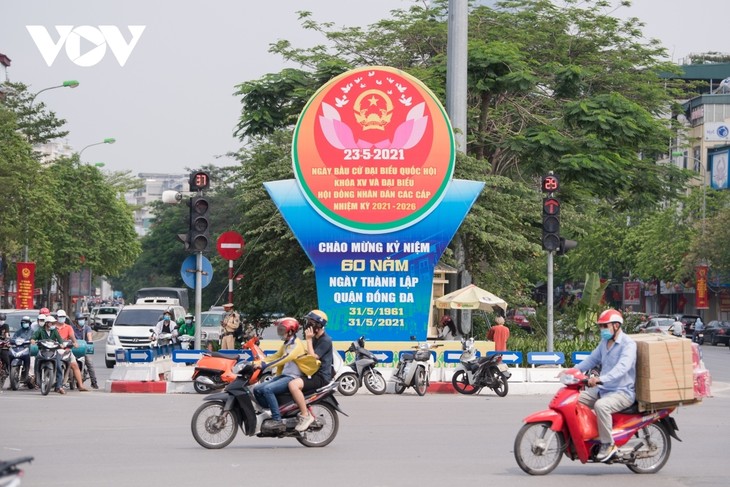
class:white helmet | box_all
[57,309,67,317]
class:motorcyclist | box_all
[288,309,333,432]
[153,309,175,353]
[177,313,195,337]
[49,312,89,392]
[30,314,67,394]
[573,308,637,462]
[10,316,35,389]
[253,317,319,428]
[72,313,99,389]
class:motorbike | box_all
[149,329,174,357]
[193,335,270,394]
[191,361,346,449]
[514,368,680,475]
[8,338,32,391]
[177,334,195,350]
[451,337,510,396]
[336,336,386,396]
[0,456,33,487]
[0,338,9,387]
[391,338,442,396]
[35,339,69,396]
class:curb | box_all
[108,381,168,393]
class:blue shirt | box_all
[694,318,704,331]
[576,331,636,402]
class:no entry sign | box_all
[216,231,245,260]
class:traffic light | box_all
[558,237,578,255]
[188,195,210,252]
[189,170,210,191]
[542,197,560,252]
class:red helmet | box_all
[40,307,50,315]
[276,317,300,339]
[597,308,623,325]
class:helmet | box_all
[46,315,57,323]
[37,314,47,322]
[597,308,623,326]
[57,309,67,318]
[0,313,6,321]
[21,315,30,323]
[304,309,328,328]
[40,307,50,315]
[276,317,300,339]
[176,317,185,326]
[76,312,84,320]
[185,313,194,319]
[163,308,172,316]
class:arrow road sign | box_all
[527,351,565,365]
[371,351,394,363]
[487,351,522,365]
[571,351,591,365]
[127,349,154,363]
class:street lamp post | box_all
[79,138,116,158]
[29,80,80,110]
[23,80,81,262]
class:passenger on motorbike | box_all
[11,316,35,389]
[573,308,636,462]
[289,309,334,432]
[253,317,317,428]
[50,312,89,392]
[72,313,99,389]
[30,314,67,394]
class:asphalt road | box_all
[2,336,727,487]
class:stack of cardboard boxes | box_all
[630,334,696,410]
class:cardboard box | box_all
[629,334,694,405]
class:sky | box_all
[1,0,729,176]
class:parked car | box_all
[640,317,677,335]
[90,306,120,331]
[200,310,226,345]
[702,320,730,346]
[676,314,701,336]
[507,307,536,333]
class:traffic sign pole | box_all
[228,260,234,304]
[195,251,203,350]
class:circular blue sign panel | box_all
[181,254,214,289]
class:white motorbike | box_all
[177,334,195,350]
[390,338,442,396]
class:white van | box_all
[104,298,185,368]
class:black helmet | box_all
[0,313,6,321]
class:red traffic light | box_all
[543,197,560,216]
[541,175,559,193]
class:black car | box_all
[703,320,730,346]
[677,314,701,336]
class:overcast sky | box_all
[1,0,728,176]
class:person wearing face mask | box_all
[10,316,36,389]
[573,308,636,462]
[0,313,10,388]
[48,313,89,392]
[31,314,67,394]
[72,313,99,389]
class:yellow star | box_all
[368,95,379,106]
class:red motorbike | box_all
[192,335,269,394]
[514,368,680,475]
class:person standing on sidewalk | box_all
[487,316,510,352]
[220,303,240,350]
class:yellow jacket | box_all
[265,337,320,377]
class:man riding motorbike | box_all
[572,308,637,462]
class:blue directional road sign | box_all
[571,351,591,365]
[127,349,154,363]
[527,351,565,365]
[181,254,214,289]
[487,350,522,365]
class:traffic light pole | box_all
[194,251,203,350]
[547,250,554,352]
